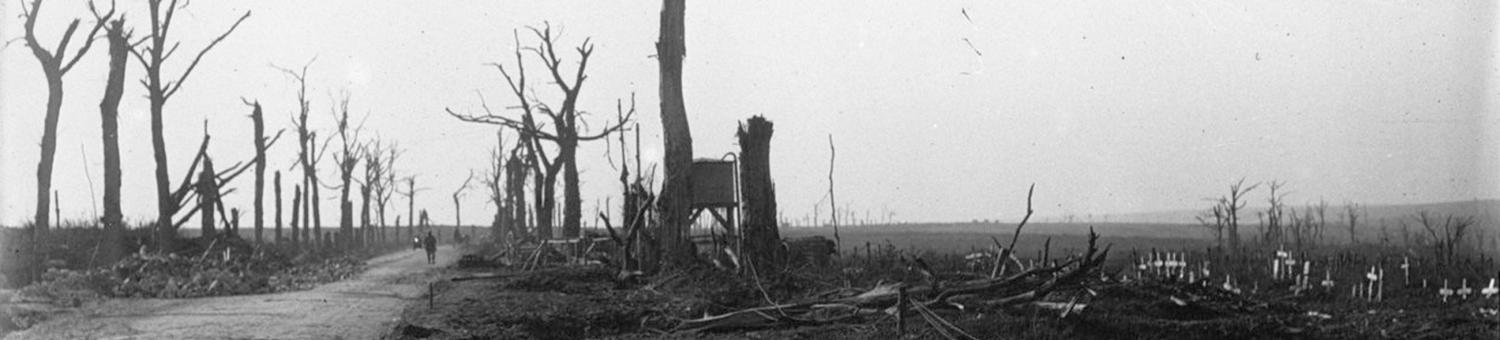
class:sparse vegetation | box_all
[2,1,1495,340]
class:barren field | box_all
[385,227,1500,340]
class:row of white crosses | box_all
[1272,245,1321,293]
[1438,278,1498,302]
[1137,251,1190,280]
[1352,265,1384,302]
[1271,246,1394,301]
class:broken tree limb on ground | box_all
[993,183,1036,278]
[673,229,1109,333]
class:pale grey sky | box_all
[2,0,1497,227]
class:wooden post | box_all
[896,286,907,337]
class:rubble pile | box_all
[16,244,365,301]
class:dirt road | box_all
[4,246,456,340]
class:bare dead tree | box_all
[21,0,113,239]
[505,150,530,240]
[131,0,251,252]
[90,4,128,265]
[19,0,113,282]
[1415,211,1476,266]
[242,99,285,243]
[655,0,693,271]
[481,131,512,242]
[453,170,475,228]
[1262,180,1287,245]
[167,129,254,235]
[290,184,301,244]
[1212,178,1258,252]
[274,59,325,247]
[361,139,398,244]
[399,176,427,240]
[198,157,220,238]
[326,91,365,248]
[274,171,283,241]
[376,145,401,232]
[446,25,634,239]
[358,155,374,246]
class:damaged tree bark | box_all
[96,11,127,265]
[654,0,694,272]
[738,116,780,273]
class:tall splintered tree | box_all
[447,25,633,239]
[361,140,398,243]
[1263,180,1288,245]
[93,4,127,264]
[481,131,508,241]
[399,176,426,240]
[243,100,284,243]
[452,171,475,229]
[275,171,283,241]
[275,59,326,246]
[328,92,364,248]
[20,1,112,271]
[504,151,529,239]
[738,116,780,272]
[377,144,401,241]
[656,0,694,269]
[131,0,250,251]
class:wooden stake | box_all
[896,286,907,337]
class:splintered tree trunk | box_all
[275,171,283,241]
[507,155,528,239]
[655,0,693,270]
[407,179,416,240]
[361,183,371,247]
[340,160,354,249]
[33,73,65,281]
[311,139,323,246]
[562,141,581,238]
[291,185,302,244]
[534,174,557,239]
[99,20,128,263]
[199,158,218,238]
[738,116,780,272]
[250,102,267,243]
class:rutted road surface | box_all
[5,246,456,340]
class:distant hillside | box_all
[780,222,1212,255]
[1072,199,1500,227]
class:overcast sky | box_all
[2,0,1497,227]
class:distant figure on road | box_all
[412,236,422,251]
[423,231,438,264]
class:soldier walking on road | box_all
[423,231,438,264]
